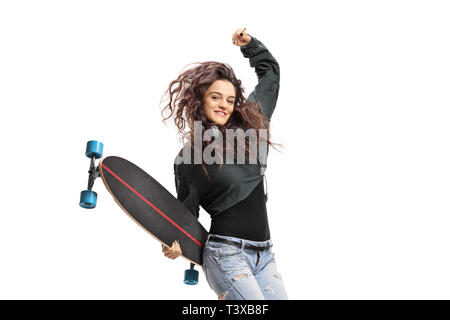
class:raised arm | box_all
[238,33,280,121]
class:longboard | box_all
[80,141,207,285]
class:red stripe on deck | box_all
[102,163,203,247]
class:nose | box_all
[219,98,227,109]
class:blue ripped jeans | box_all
[202,234,288,300]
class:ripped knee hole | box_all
[233,273,248,281]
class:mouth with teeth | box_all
[214,110,227,118]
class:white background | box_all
[0,0,449,300]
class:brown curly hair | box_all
[160,61,279,176]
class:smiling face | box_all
[202,79,236,125]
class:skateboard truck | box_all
[80,140,104,209]
[184,263,199,285]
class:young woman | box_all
[160,28,288,300]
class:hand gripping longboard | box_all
[79,140,207,285]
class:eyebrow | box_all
[209,91,236,99]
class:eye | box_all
[228,100,235,104]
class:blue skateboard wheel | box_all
[79,190,97,209]
[184,268,199,285]
[85,140,103,159]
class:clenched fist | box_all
[162,240,182,260]
[232,28,252,47]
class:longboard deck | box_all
[99,156,207,265]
